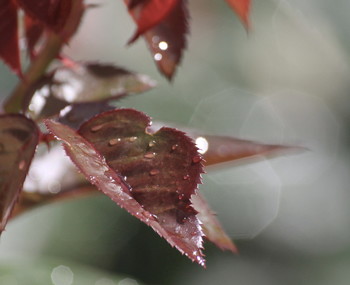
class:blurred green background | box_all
[2,0,350,284]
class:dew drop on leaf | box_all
[144,152,155,159]
[183,174,190,180]
[108,138,120,146]
[149,169,160,176]
[90,124,104,132]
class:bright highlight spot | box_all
[154,53,162,61]
[195,137,209,154]
[158,41,168,51]
[51,265,74,285]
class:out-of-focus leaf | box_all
[225,0,251,29]
[58,102,116,129]
[125,0,179,43]
[39,62,156,103]
[0,0,21,76]
[191,193,237,253]
[0,115,39,232]
[25,15,44,58]
[127,0,189,80]
[17,0,84,40]
[198,135,298,166]
[45,115,206,266]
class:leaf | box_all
[125,0,179,43]
[194,135,298,167]
[0,114,39,232]
[127,0,189,80]
[0,0,21,75]
[17,0,84,40]
[225,0,251,29]
[45,113,206,266]
[40,62,156,103]
[25,15,44,58]
[191,193,237,253]
[58,102,116,130]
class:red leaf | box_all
[191,193,237,253]
[125,0,179,43]
[126,0,189,80]
[25,15,44,58]
[0,0,21,75]
[16,0,84,39]
[0,114,39,232]
[45,110,206,266]
[225,0,251,29]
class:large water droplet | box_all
[149,169,160,176]
[158,41,168,51]
[183,174,190,180]
[171,144,178,151]
[151,214,159,222]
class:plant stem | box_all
[4,33,64,113]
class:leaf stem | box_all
[4,33,64,113]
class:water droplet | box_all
[144,152,155,159]
[154,53,162,61]
[195,136,209,154]
[171,144,178,151]
[18,160,26,170]
[158,41,168,51]
[192,155,201,164]
[178,194,185,200]
[108,138,120,146]
[183,174,190,180]
[149,140,156,147]
[149,169,160,176]
[129,136,137,142]
[193,250,198,256]
[91,124,104,132]
[51,265,74,285]
[152,214,159,221]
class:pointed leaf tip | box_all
[225,0,251,30]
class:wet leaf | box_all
[125,0,179,43]
[45,113,206,266]
[191,193,237,253]
[0,114,39,232]
[127,0,189,80]
[0,0,21,75]
[225,0,251,29]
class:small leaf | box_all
[127,0,189,80]
[225,0,251,29]
[0,114,39,232]
[0,0,21,75]
[191,193,237,253]
[125,0,179,43]
[45,112,206,266]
